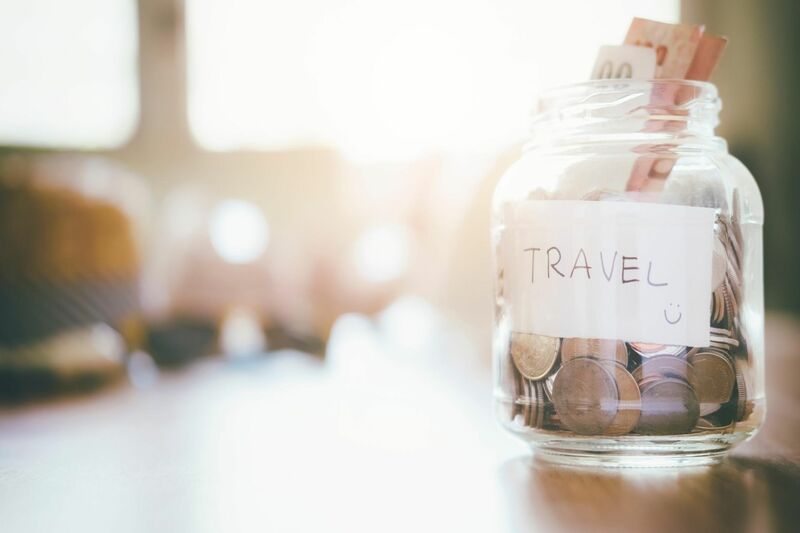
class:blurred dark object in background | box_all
[144,316,217,368]
[0,324,125,403]
[0,155,147,401]
[0,156,143,345]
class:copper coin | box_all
[552,357,619,435]
[510,333,560,380]
[637,378,700,435]
[688,351,736,404]
[561,337,628,366]
[603,362,641,436]
[628,342,685,358]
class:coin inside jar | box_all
[510,333,560,380]
[560,338,628,367]
[521,379,546,429]
[636,378,700,435]
[523,379,534,427]
[711,237,727,290]
[711,286,727,326]
[688,351,736,404]
[511,365,524,420]
[534,381,546,428]
[733,360,749,422]
[628,342,684,358]
[602,362,641,436]
[632,354,693,384]
[552,357,619,436]
[544,369,558,401]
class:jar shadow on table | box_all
[497,455,800,533]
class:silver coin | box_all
[510,332,560,380]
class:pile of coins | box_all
[505,193,753,437]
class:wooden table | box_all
[1,313,798,532]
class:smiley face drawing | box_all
[664,303,682,325]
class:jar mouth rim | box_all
[537,79,717,100]
[527,79,721,149]
[535,79,719,115]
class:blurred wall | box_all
[683,0,800,314]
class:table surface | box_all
[1,313,798,533]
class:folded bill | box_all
[686,34,728,81]
[613,18,727,192]
[624,17,704,79]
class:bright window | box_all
[0,0,139,148]
[186,0,678,162]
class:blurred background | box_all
[3,2,800,531]
[0,0,797,400]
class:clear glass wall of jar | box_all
[492,80,764,467]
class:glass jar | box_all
[492,80,764,467]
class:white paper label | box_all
[503,200,715,347]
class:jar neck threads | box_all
[527,80,724,153]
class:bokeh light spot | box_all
[209,199,269,264]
